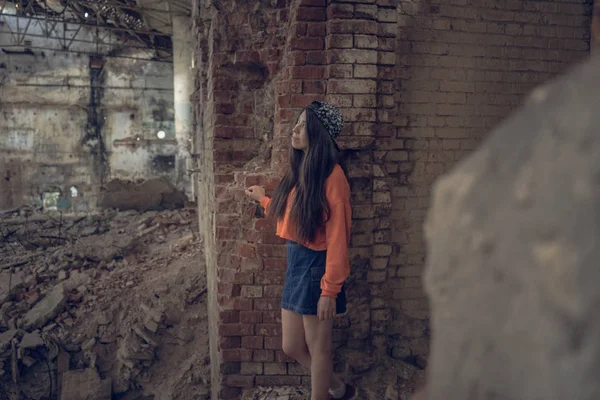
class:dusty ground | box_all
[0,202,424,400]
[0,206,210,399]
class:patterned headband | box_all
[307,101,344,145]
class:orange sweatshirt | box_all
[259,164,351,298]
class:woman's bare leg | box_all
[282,309,311,368]
[281,310,342,396]
[303,314,340,400]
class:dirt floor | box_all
[0,201,422,400]
[0,205,210,400]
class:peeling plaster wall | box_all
[0,15,176,211]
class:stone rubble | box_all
[0,207,209,399]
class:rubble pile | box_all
[0,207,209,400]
[242,386,310,400]
[98,178,189,211]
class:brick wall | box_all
[193,0,592,398]
[386,0,592,364]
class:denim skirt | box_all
[281,241,347,316]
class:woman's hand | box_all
[245,185,265,202]
[317,296,336,320]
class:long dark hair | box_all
[268,107,343,243]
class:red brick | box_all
[278,109,301,124]
[306,22,326,37]
[217,282,235,297]
[275,350,295,363]
[234,50,262,64]
[255,271,285,285]
[219,270,254,285]
[264,336,282,350]
[342,107,376,122]
[286,51,306,66]
[260,48,281,63]
[300,0,326,5]
[240,311,263,324]
[327,4,353,19]
[264,177,281,191]
[240,362,264,375]
[216,214,238,227]
[245,229,261,243]
[217,252,244,269]
[214,90,233,103]
[220,297,254,311]
[328,79,377,94]
[293,22,307,36]
[224,375,255,388]
[264,285,284,298]
[220,362,241,375]
[291,94,322,108]
[214,126,254,139]
[303,80,326,94]
[356,4,378,19]
[256,375,302,386]
[264,363,288,375]
[220,323,254,336]
[326,34,353,49]
[241,285,263,298]
[215,103,235,114]
[253,349,275,362]
[263,258,286,271]
[262,311,282,324]
[242,174,264,186]
[215,174,235,184]
[261,232,286,245]
[257,244,287,258]
[238,244,256,258]
[324,94,353,108]
[254,298,282,311]
[288,363,309,375]
[255,219,276,231]
[305,51,327,65]
[256,324,282,336]
[222,348,253,362]
[290,66,325,79]
[242,336,264,349]
[355,34,378,49]
[297,7,326,21]
[220,336,242,349]
[329,20,378,35]
[291,37,324,50]
[277,95,291,109]
[327,49,377,64]
[213,78,238,91]
[220,310,240,324]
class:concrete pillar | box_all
[172,14,194,200]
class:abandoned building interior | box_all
[0,0,598,399]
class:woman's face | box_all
[292,111,308,151]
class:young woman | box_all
[245,102,355,400]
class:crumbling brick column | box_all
[193,0,403,398]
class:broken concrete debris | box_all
[0,207,208,399]
[61,368,112,400]
[98,178,188,211]
[23,285,67,330]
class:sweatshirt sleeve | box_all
[321,200,351,298]
[260,196,271,216]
